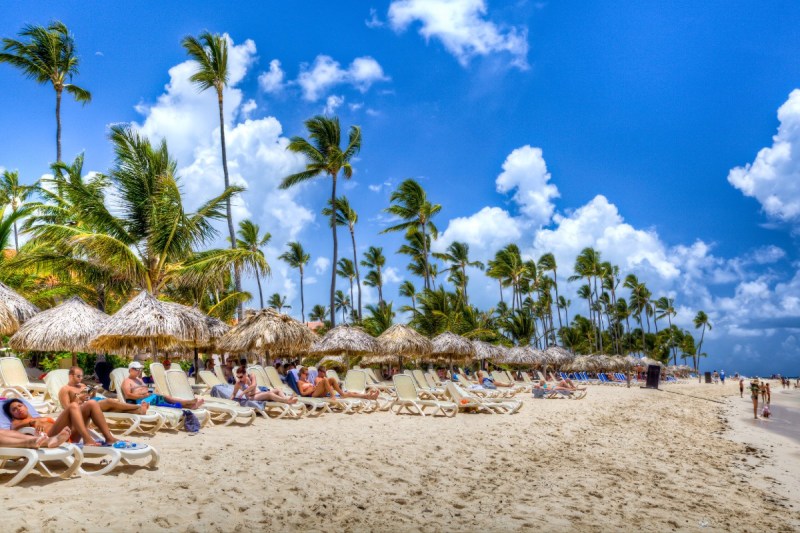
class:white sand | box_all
[3,382,799,532]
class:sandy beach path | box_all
[2,382,798,532]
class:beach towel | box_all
[210,384,266,411]
[285,372,301,396]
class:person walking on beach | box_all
[739,377,744,398]
[720,369,725,384]
[750,379,760,419]
[765,382,771,404]
[712,370,719,384]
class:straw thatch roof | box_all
[502,346,544,366]
[376,324,432,357]
[543,345,575,367]
[9,296,108,353]
[89,291,207,354]
[473,340,506,361]
[216,308,316,356]
[310,325,379,356]
[431,332,475,359]
[0,282,39,336]
[161,301,212,349]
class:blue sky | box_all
[2,1,800,375]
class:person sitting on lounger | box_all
[122,362,204,409]
[297,367,379,399]
[60,366,149,415]
[0,427,71,449]
[556,378,587,391]
[231,366,297,405]
[3,398,117,446]
[477,370,513,388]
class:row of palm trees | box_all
[0,21,713,370]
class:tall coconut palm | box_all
[362,302,395,336]
[267,293,290,312]
[280,115,361,328]
[360,246,386,306]
[334,290,350,324]
[322,196,362,319]
[656,297,678,364]
[0,21,91,165]
[382,179,440,290]
[236,220,271,308]
[279,241,310,322]
[537,253,562,331]
[182,31,244,317]
[693,310,711,378]
[309,304,329,323]
[398,280,417,313]
[0,170,36,251]
[336,257,356,318]
[433,241,484,303]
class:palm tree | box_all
[0,21,91,164]
[309,304,329,323]
[656,297,678,364]
[382,179,440,290]
[398,280,417,313]
[433,241,484,303]
[267,293,290,312]
[236,220,270,308]
[280,115,361,328]
[182,31,243,317]
[278,241,310,322]
[0,170,36,251]
[362,302,395,336]
[336,257,356,318]
[537,253,562,331]
[693,310,711,378]
[322,196,362,319]
[334,289,350,324]
[360,246,385,306]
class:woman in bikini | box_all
[297,367,379,399]
[750,379,761,419]
[3,398,117,446]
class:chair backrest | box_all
[110,368,130,401]
[214,363,227,383]
[504,371,516,383]
[44,369,71,409]
[411,369,429,389]
[199,370,223,386]
[263,366,284,388]
[491,371,507,383]
[445,381,468,402]
[392,374,419,401]
[164,369,194,400]
[365,368,382,384]
[521,372,532,383]
[326,369,340,382]
[424,372,439,389]
[0,357,32,388]
[149,363,169,395]
[247,365,270,388]
[344,370,367,393]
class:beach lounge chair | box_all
[362,368,395,393]
[445,381,522,414]
[164,369,256,426]
[109,368,206,430]
[343,370,389,412]
[0,442,83,486]
[407,369,447,399]
[0,357,53,412]
[390,374,457,417]
[491,371,526,394]
[309,369,364,414]
[44,369,165,436]
[253,365,328,417]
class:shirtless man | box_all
[297,367,379,399]
[122,362,204,409]
[231,366,297,404]
[60,366,148,415]
[476,370,513,388]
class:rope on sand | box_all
[653,388,726,404]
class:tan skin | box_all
[476,371,513,388]
[60,366,148,415]
[7,399,115,446]
[122,368,205,409]
[298,369,379,399]
[231,370,297,404]
[0,426,70,449]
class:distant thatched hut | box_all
[310,325,378,368]
[216,308,315,362]
[0,281,39,336]
[376,324,432,364]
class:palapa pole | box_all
[194,347,200,378]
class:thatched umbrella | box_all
[310,325,378,368]
[431,331,475,370]
[89,291,208,355]
[161,301,226,373]
[473,340,500,361]
[10,296,108,366]
[0,281,39,336]
[377,324,432,368]
[216,308,315,363]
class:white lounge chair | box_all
[164,369,256,426]
[260,365,331,416]
[0,357,53,412]
[390,374,457,417]
[0,442,83,486]
[445,381,522,414]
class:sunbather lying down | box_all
[232,367,297,404]
[0,427,70,449]
[297,367,379,399]
[3,398,116,446]
[557,379,587,391]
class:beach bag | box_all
[762,405,771,418]
[532,388,546,399]
[183,409,201,433]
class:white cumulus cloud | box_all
[258,59,285,93]
[387,0,529,68]
[728,89,800,224]
[314,257,331,275]
[323,95,345,115]
[495,145,559,226]
[296,55,389,101]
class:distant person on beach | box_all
[765,382,771,404]
[739,377,744,398]
[760,382,768,404]
[750,379,760,419]
[712,370,719,384]
[720,370,725,384]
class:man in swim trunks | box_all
[121,362,204,409]
[60,366,148,415]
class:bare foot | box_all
[104,436,119,445]
[48,427,71,448]
[286,396,298,404]
[29,433,48,449]
[195,398,205,408]
[139,401,149,414]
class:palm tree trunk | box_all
[421,224,430,290]
[498,280,504,304]
[217,92,241,319]
[56,89,62,165]
[350,227,362,320]
[255,271,264,309]
[330,175,338,327]
[13,220,18,252]
[348,278,354,320]
[300,268,305,323]
[553,271,563,331]
[462,264,468,304]
[668,315,677,365]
